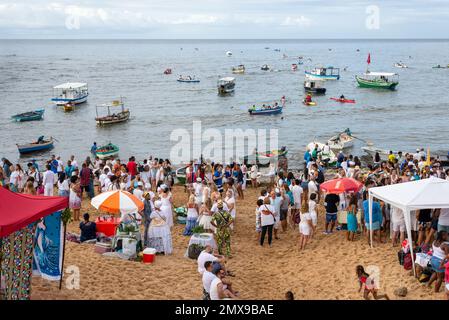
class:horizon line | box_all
[1,37,449,41]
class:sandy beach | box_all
[30,185,446,300]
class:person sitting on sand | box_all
[356,265,389,300]
[209,265,238,300]
[202,261,215,300]
[197,245,226,274]
[79,213,96,242]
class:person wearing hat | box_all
[211,200,233,257]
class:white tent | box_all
[368,177,449,275]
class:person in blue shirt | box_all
[304,150,312,164]
[363,198,383,245]
[91,142,97,154]
[31,159,39,171]
[65,160,74,178]
[49,155,58,174]
[213,164,223,194]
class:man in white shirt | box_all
[413,149,421,161]
[391,206,406,246]
[202,261,216,300]
[56,156,64,177]
[42,164,55,196]
[197,245,227,274]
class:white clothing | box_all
[308,181,318,199]
[133,188,144,202]
[57,160,64,173]
[309,200,317,226]
[71,160,78,169]
[292,185,303,206]
[439,208,449,226]
[43,170,55,186]
[187,206,199,219]
[260,204,275,226]
[211,202,229,214]
[209,277,222,300]
[197,250,218,274]
[57,179,70,192]
[391,207,405,224]
[225,196,236,219]
[299,212,312,235]
[202,271,216,293]
[250,165,258,179]
[160,198,174,228]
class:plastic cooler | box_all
[143,248,157,264]
[95,217,120,237]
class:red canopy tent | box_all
[0,187,68,238]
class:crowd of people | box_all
[1,144,449,300]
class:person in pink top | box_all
[440,254,449,300]
[127,156,137,179]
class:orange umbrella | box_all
[91,190,144,215]
[320,178,363,194]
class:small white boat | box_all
[327,129,354,150]
[394,62,408,68]
[226,51,232,56]
[361,145,395,161]
[51,82,88,105]
[217,77,236,95]
[305,66,340,80]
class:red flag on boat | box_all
[367,53,371,64]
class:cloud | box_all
[280,16,312,27]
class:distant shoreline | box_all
[1,38,449,41]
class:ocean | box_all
[1,39,449,167]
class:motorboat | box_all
[304,79,326,94]
[95,97,130,126]
[232,65,245,74]
[217,77,236,95]
[305,67,340,80]
[306,142,337,166]
[17,136,54,154]
[355,72,399,90]
[51,82,88,105]
[11,109,45,122]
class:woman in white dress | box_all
[199,198,214,233]
[250,164,258,188]
[241,163,247,190]
[159,186,174,228]
[202,181,210,204]
[147,200,173,255]
[224,189,236,221]
[299,201,313,251]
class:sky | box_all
[0,0,448,39]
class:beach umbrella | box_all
[91,190,143,215]
[320,178,363,194]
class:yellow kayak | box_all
[303,101,317,106]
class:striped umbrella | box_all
[91,190,144,215]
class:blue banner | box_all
[32,211,64,281]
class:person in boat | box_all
[37,136,45,144]
[340,94,345,100]
[274,102,279,108]
[304,93,312,103]
[262,104,266,109]
[251,105,256,111]
[281,96,286,105]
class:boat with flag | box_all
[11,109,45,122]
[356,53,399,90]
[95,97,130,126]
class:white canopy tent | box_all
[368,177,449,276]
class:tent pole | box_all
[369,192,373,248]
[404,208,416,277]
[59,222,67,290]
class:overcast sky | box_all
[0,0,448,39]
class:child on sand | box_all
[298,201,313,251]
[356,265,389,300]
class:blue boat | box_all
[248,106,283,115]
[17,136,54,154]
[11,109,45,122]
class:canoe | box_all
[177,79,200,83]
[17,137,54,154]
[248,106,282,115]
[11,109,44,122]
[303,101,317,106]
[330,98,356,103]
[96,110,130,126]
[361,146,393,161]
[96,143,119,159]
